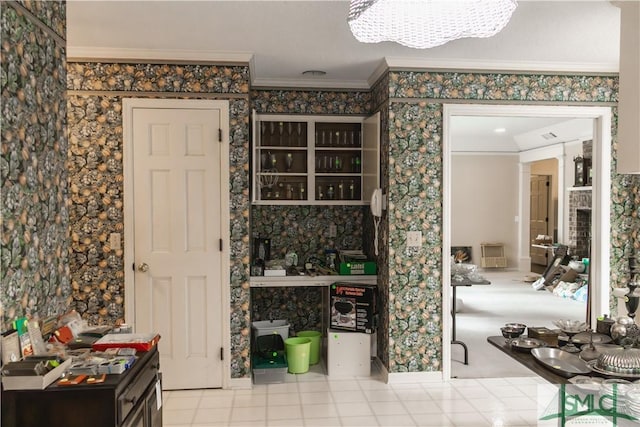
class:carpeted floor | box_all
[451,269,587,379]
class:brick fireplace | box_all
[568,189,592,259]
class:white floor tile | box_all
[304,417,341,426]
[297,381,330,393]
[163,408,196,425]
[198,395,234,408]
[164,396,201,410]
[299,390,333,404]
[435,398,477,413]
[364,389,399,402]
[414,414,454,426]
[233,393,268,407]
[266,404,302,420]
[331,389,368,403]
[370,400,408,416]
[453,385,490,399]
[424,385,464,400]
[403,399,450,415]
[340,415,380,426]
[267,418,304,426]
[267,382,299,393]
[301,402,339,418]
[486,385,526,399]
[394,388,432,401]
[466,397,507,412]
[229,406,266,422]
[446,411,492,426]
[358,379,392,390]
[327,379,362,391]
[267,392,300,406]
[192,407,231,424]
[336,401,374,417]
[376,414,417,426]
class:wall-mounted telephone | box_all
[371,188,383,255]
[371,188,382,218]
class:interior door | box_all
[530,175,551,266]
[131,106,223,390]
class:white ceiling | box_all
[67,0,621,89]
[65,0,616,152]
[450,116,593,152]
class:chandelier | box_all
[348,0,518,49]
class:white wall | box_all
[451,154,519,268]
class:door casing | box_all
[443,104,612,380]
[122,98,231,388]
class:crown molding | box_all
[67,46,253,65]
[250,77,370,90]
[383,57,619,74]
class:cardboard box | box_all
[338,261,376,275]
[329,282,377,333]
[327,329,371,377]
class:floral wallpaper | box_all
[4,0,636,383]
[66,62,252,377]
[1,1,70,330]
[251,205,364,264]
[383,70,639,374]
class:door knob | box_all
[137,263,149,272]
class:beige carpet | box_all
[451,269,587,379]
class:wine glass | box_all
[278,122,284,145]
[554,320,588,353]
[287,123,293,146]
[296,123,303,146]
[285,153,293,172]
[269,122,276,146]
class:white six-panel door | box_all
[128,102,226,389]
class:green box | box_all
[338,261,376,275]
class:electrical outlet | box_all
[328,223,337,238]
[406,231,422,248]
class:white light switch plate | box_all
[406,231,422,248]
[329,223,337,238]
[110,233,121,250]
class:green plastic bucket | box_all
[284,337,311,373]
[297,331,322,365]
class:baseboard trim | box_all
[387,370,444,384]
[228,377,252,390]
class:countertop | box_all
[249,274,377,287]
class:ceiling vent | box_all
[541,132,557,140]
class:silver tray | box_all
[587,360,640,379]
[510,337,546,352]
[558,332,612,345]
[531,347,591,378]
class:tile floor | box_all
[162,363,558,427]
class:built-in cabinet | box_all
[252,113,380,205]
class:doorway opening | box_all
[442,104,612,380]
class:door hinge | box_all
[220,347,224,361]
[132,263,136,272]
[219,239,223,251]
[546,181,550,187]
[545,217,549,222]
[218,128,222,142]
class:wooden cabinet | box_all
[1,348,162,427]
[252,113,379,205]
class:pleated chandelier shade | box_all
[348,0,518,49]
